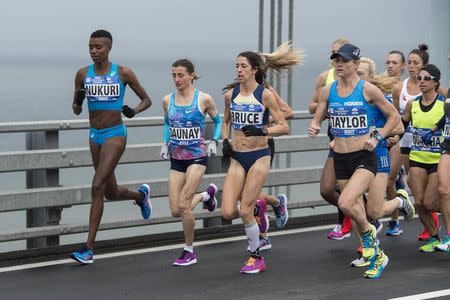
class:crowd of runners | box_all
[69,29,450,279]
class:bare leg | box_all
[87,137,126,249]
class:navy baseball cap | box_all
[330,44,361,61]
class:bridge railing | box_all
[0,111,330,247]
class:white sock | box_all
[396,196,404,208]
[184,245,194,253]
[201,191,210,202]
[245,222,260,253]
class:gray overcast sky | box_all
[2,0,449,64]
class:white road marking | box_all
[387,289,450,300]
[0,224,334,273]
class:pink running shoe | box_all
[240,255,266,274]
[204,183,218,212]
[173,250,197,266]
[254,199,269,234]
[327,224,351,240]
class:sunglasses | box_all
[416,75,435,81]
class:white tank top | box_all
[399,78,421,115]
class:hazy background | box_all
[0,0,449,251]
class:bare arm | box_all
[308,71,328,114]
[266,85,294,120]
[221,91,232,140]
[402,99,413,124]
[119,66,152,114]
[308,85,330,137]
[365,82,400,139]
[202,93,220,118]
[72,67,88,115]
[262,89,289,136]
[392,82,402,112]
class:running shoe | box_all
[386,220,403,236]
[435,235,450,253]
[273,194,289,228]
[327,224,351,240]
[418,212,440,241]
[255,199,269,234]
[135,184,152,220]
[70,245,94,264]
[204,183,218,212]
[247,236,272,251]
[361,224,378,263]
[419,238,440,253]
[350,254,370,268]
[397,189,415,221]
[173,250,198,266]
[364,249,389,279]
[240,255,266,274]
[370,219,383,233]
[341,215,353,234]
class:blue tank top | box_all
[328,80,372,138]
[230,85,269,130]
[167,90,207,160]
[85,63,125,111]
[368,97,390,148]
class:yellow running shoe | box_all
[364,249,389,279]
[419,237,440,252]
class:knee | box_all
[337,197,352,214]
[177,201,191,217]
[91,180,103,197]
[170,207,181,218]
[222,207,237,220]
[438,185,450,199]
[239,204,253,222]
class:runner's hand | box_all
[160,143,169,160]
[421,130,434,146]
[241,125,268,136]
[207,140,217,156]
[364,137,378,151]
[222,138,232,158]
[122,105,135,118]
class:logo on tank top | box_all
[85,84,120,101]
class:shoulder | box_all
[199,91,213,102]
[117,65,137,82]
[75,66,89,82]
[317,69,329,83]
[224,89,233,100]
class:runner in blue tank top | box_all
[70,30,153,265]
[221,50,290,274]
[309,44,400,279]
[160,59,222,266]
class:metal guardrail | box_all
[0,111,330,246]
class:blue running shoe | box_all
[70,245,94,264]
[247,236,272,251]
[361,224,378,264]
[370,219,383,234]
[386,220,402,236]
[273,194,289,228]
[136,184,152,220]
